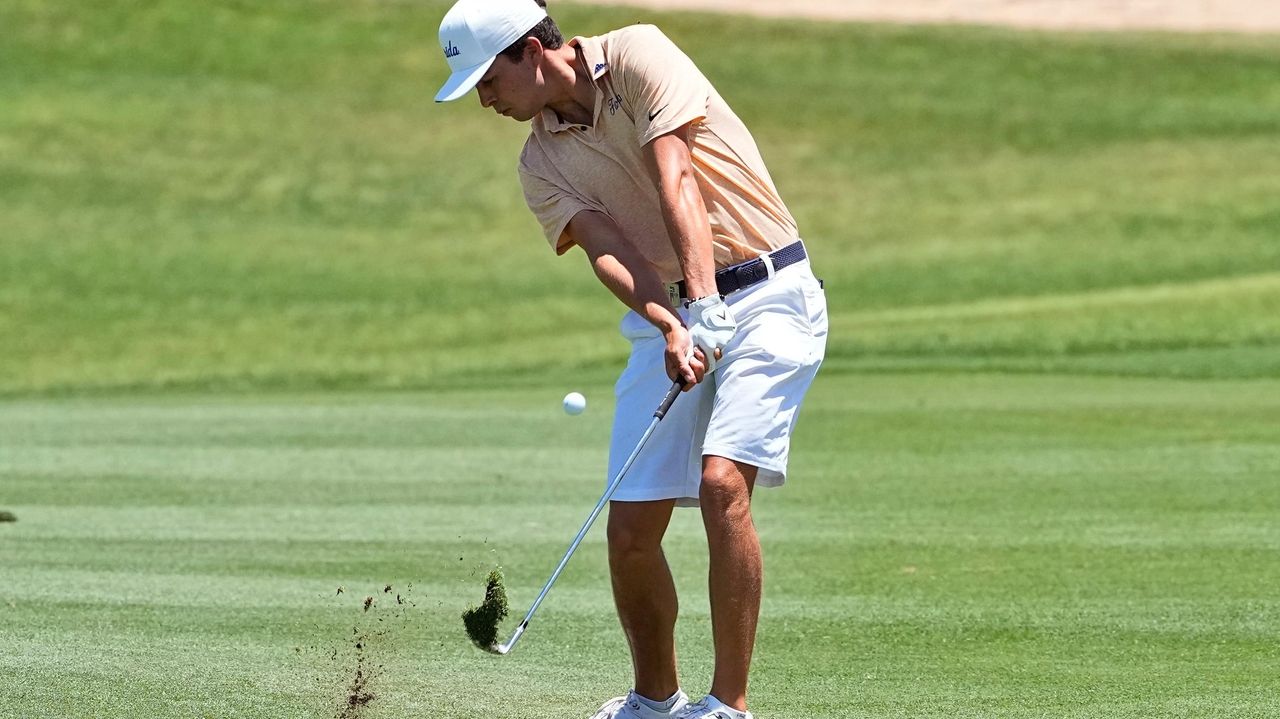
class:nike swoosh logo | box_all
[716,310,728,321]
[648,105,667,122]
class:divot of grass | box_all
[462,569,509,651]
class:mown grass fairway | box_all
[3,375,1278,718]
[3,0,1280,717]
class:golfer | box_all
[435,1,826,717]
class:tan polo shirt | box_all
[518,25,799,284]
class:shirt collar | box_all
[538,35,608,133]
[573,35,610,81]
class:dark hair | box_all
[497,1,563,63]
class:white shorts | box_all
[607,257,828,507]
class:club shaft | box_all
[497,380,682,653]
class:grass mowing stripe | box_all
[844,272,1280,323]
[3,374,1278,717]
[832,272,1280,362]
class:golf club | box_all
[485,378,684,655]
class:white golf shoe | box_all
[673,695,754,719]
[589,690,690,719]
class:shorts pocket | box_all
[800,275,828,344]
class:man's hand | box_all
[686,295,737,374]
[664,325,708,390]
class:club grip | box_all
[653,379,683,420]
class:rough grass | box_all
[3,1,1280,395]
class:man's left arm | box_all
[644,123,738,369]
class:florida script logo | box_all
[443,40,461,59]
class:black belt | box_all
[672,241,807,302]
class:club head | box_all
[481,620,526,656]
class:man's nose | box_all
[477,87,494,108]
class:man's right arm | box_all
[567,210,705,388]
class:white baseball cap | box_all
[435,0,549,103]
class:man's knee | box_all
[607,521,656,559]
[700,458,756,523]
[607,502,671,559]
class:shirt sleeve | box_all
[518,161,596,255]
[610,25,711,146]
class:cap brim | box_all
[435,56,496,103]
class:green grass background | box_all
[2,0,1280,717]
[5,0,1280,393]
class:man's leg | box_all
[607,498,680,702]
[700,456,760,712]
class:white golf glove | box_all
[686,294,738,374]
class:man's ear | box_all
[523,36,545,64]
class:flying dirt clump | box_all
[462,569,509,650]
[336,632,376,719]
[292,582,418,719]
[0,511,16,522]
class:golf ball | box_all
[562,392,586,415]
